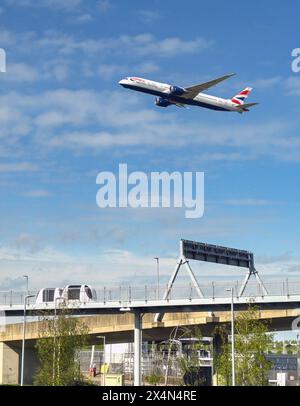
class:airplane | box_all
[118,74,258,113]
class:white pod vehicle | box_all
[62,285,97,302]
[36,288,63,304]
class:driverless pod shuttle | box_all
[36,287,63,304]
[119,74,258,113]
[62,284,97,302]
[36,285,97,303]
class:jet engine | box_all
[169,85,186,96]
[155,97,171,107]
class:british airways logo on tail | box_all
[231,88,252,105]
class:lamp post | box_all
[21,294,35,386]
[97,335,106,385]
[53,296,62,386]
[23,275,29,296]
[154,257,160,299]
[226,287,235,386]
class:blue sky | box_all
[0,0,299,293]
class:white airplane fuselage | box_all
[119,77,242,112]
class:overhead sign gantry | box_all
[155,239,267,322]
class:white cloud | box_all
[51,64,69,81]
[196,152,254,162]
[0,29,16,46]
[1,88,300,161]
[97,64,127,80]
[137,37,212,57]
[223,199,279,206]
[44,118,300,162]
[138,10,161,23]
[23,189,52,197]
[285,76,300,95]
[35,31,212,58]
[69,13,93,23]
[0,162,38,172]
[256,258,300,279]
[0,243,176,289]
[0,244,72,263]
[97,61,159,80]
[13,233,43,253]
[0,242,299,291]
[96,0,112,13]
[251,76,281,89]
[0,29,212,75]
[137,61,160,74]
[6,0,82,11]
[1,62,39,82]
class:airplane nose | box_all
[119,79,125,85]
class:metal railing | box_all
[0,278,300,306]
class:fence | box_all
[0,278,300,306]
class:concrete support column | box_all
[134,312,142,386]
[0,342,39,385]
[0,342,19,385]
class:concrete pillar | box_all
[134,312,141,386]
[0,342,39,385]
[0,342,19,385]
[21,345,40,385]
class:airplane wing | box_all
[182,73,236,99]
[173,102,188,108]
[167,100,188,108]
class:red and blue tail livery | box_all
[231,87,253,105]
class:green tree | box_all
[214,326,231,386]
[177,327,207,386]
[215,306,273,386]
[145,373,162,386]
[34,308,89,386]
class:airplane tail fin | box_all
[230,87,253,105]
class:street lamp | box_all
[97,335,106,385]
[226,287,235,386]
[23,275,29,296]
[21,294,35,386]
[154,257,160,299]
[53,297,63,385]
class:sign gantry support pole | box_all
[238,254,268,297]
[154,241,204,323]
